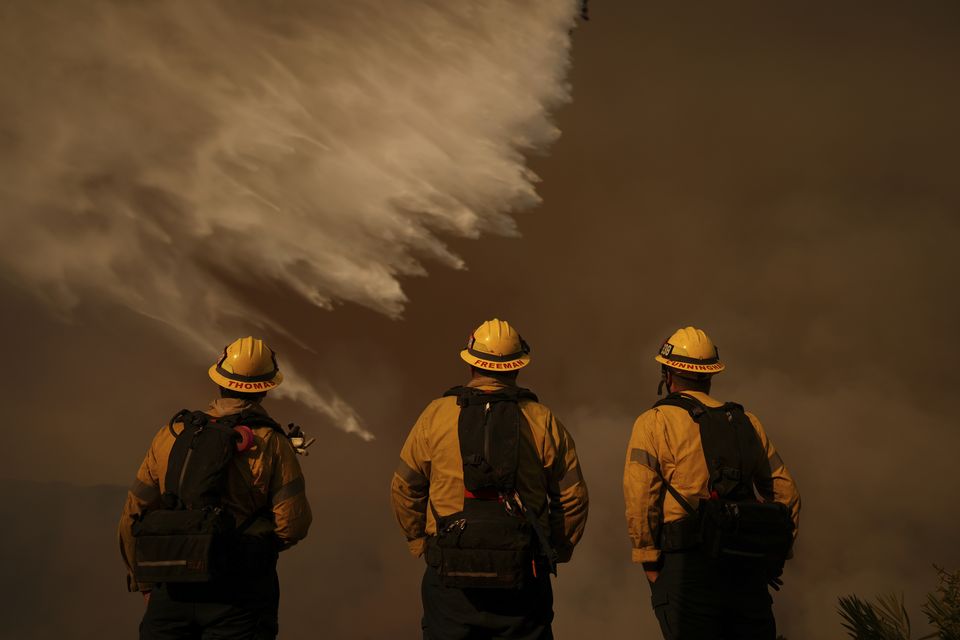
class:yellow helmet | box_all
[459,318,531,372]
[208,336,284,392]
[654,326,725,375]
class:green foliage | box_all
[922,566,960,640]
[837,567,960,640]
[838,593,913,640]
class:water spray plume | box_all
[0,0,581,437]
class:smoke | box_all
[0,0,580,439]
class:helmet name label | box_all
[474,359,525,370]
[678,363,721,372]
[225,380,277,391]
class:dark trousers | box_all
[650,550,776,640]
[421,565,554,640]
[140,573,280,640]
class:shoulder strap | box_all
[170,408,283,437]
[654,393,746,423]
[443,385,538,406]
[653,392,707,419]
[234,411,284,434]
[445,386,536,493]
[654,467,698,518]
[657,394,761,500]
[167,409,198,437]
[648,395,703,517]
[162,410,209,508]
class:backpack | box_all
[654,393,795,570]
[425,386,557,589]
[132,409,282,584]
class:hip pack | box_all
[132,409,282,584]
[654,394,794,570]
[426,386,556,589]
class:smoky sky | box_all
[0,0,579,439]
[2,2,960,639]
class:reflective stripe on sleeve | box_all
[559,465,583,491]
[271,476,306,505]
[629,448,660,472]
[769,451,784,471]
[129,478,160,503]
[395,460,429,489]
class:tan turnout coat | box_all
[623,391,801,564]
[117,398,312,592]
[391,376,589,563]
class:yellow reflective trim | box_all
[559,465,583,491]
[129,478,160,503]
[271,476,305,505]
[629,448,660,472]
[395,460,428,489]
[769,452,784,471]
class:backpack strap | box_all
[443,385,538,405]
[233,411,284,434]
[653,393,760,501]
[654,393,747,424]
[168,408,283,436]
[444,386,538,493]
[163,410,211,509]
[653,392,708,419]
[649,394,708,516]
[167,409,199,437]
[658,473,698,518]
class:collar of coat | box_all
[672,390,724,408]
[206,397,269,418]
[465,374,519,392]
[465,376,517,391]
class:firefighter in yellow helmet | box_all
[623,327,801,640]
[391,319,589,639]
[118,337,311,640]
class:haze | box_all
[1,2,958,638]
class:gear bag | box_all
[425,386,557,589]
[132,409,282,584]
[654,394,794,570]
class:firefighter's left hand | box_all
[768,576,784,591]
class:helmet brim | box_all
[208,364,284,393]
[460,350,530,372]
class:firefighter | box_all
[118,336,312,640]
[391,319,589,640]
[623,327,801,640]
